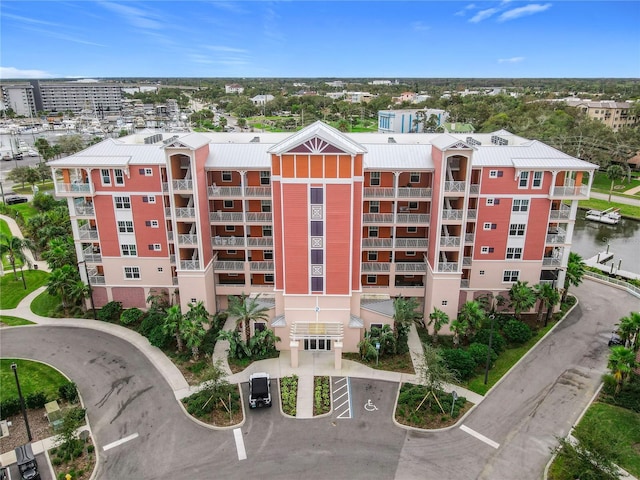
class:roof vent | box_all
[388,137,396,144]
[250,136,260,143]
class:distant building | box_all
[325,81,345,88]
[442,122,475,134]
[0,83,37,116]
[251,94,275,106]
[225,84,245,94]
[378,109,448,133]
[34,80,124,114]
[564,99,637,132]
[345,92,375,104]
[368,80,393,85]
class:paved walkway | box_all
[0,214,49,272]
[590,191,640,207]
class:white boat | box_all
[585,207,621,225]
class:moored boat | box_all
[585,207,621,225]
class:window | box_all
[121,244,137,256]
[311,221,323,236]
[222,171,232,182]
[101,169,111,185]
[368,226,378,238]
[225,225,235,232]
[227,250,237,255]
[117,220,134,233]
[512,199,529,212]
[144,168,153,176]
[489,170,498,178]
[506,247,522,259]
[533,171,543,188]
[260,171,270,185]
[370,172,381,186]
[148,244,161,251]
[224,200,233,209]
[368,251,378,261]
[190,298,197,304]
[142,195,156,204]
[265,274,274,283]
[486,198,494,206]
[150,220,159,228]
[441,300,448,306]
[408,201,418,210]
[480,246,494,254]
[503,270,520,282]
[114,169,124,185]
[483,222,492,230]
[369,201,379,213]
[262,226,272,237]
[310,188,323,204]
[311,277,323,291]
[311,250,322,264]
[367,275,377,284]
[261,200,271,212]
[410,172,420,183]
[115,196,131,209]
[157,267,163,272]
[407,226,417,233]
[519,171,529,188]
[509,224,526,236]
[479,270,485,276]
[124,266,140,279]
[406,251,416,256]
[264,250,274,260]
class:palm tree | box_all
[607,346,637,394]
[42,237,76,270]
[46,265,80,311]
[563,252,586,303]
[508,281,536,320]
[68,280,89,307]
[186,301,211,327]
[449,318,468,348]
[227,293,270,345]
[605,164,625,202]
[393,296,422,342]
[217,329,250,360]
[181,317,207,359]
[427,308,450,345]
[0,233,32,280]
[534,283,561,324]
[163,305,185,352]
[618,312,640,352]
[457,301,486,338]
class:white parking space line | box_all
[103,432,139,451]
[333,377,352,419]
[233,428,247,460]
[460,425,500,449]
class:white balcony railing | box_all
[180,260,200,270]
[56,182,92,194]
[546,228,567,244]
[78,226,99,240]
[363,187,395,198]
[169,255,176,264]
[460,279,470,288]
[245,212,273,222]
[467,209,477,220]
[549,205,571,219]
[549,185,589,198]
[440,236,461,247]
[214,261,245,271]
[178,234,198,245]
[247,237,273,247]
[213,236,244,247]
[397,213,430,224]
[175,208,196,218]
[245,187,271,197]
[444,181,466,192]
[462,256,472,266]
[250,261,274,271]
[469,184,480,195]
[437,262,459,272]
[172,179,193,191]
[397,187,432,198]
[363,213,394,223]
[394,238,428,248]
[362,262,391,272]
[542,257,563,266]
[74,204,94,216]
[465,233,475,243]
[167,231,174,241]
[210,211,244,222]
[442,209,464,220]
[395,262,427,272]
[208,186,242,196]
[362,238,394,248]
[89,275,105,285]
[162,182,169,192]
[83,247,101,263]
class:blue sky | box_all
[1,1,638,79]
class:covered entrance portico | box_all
[290,322,344,369]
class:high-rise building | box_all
[49,121,597,368]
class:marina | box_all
[584,207,621,225]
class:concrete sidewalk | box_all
[0,214,50,272]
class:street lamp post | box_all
[483,314,496,385]
[78,259,97,320]
[11,363,33,442]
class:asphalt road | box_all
[0,280,636,479]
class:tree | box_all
[605,163,625,202]
[6,166,34,189]
[181,316,207,359]
[563,252,586,303]
[393,296,422,342]
[186,301,211,327]
[449,319,468,348]
[457,301,485,338]
[508,281,536,320]
[217,329,251,360]
[56,135,85,154]
[617,312,640,352]
[418,344,459,414]
[227,293,269,345]
[248,328,281,357]
[0,233,32,280]
[42,237,76,270]
[427,308,450,345]
[163,305,185,352]
[607,346,637,394]
[534,282,560,324]
[54,407,87,461]
[46,264,81,310]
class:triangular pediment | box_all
[268,121,367,156]
[431,133,476,151]
[166,141,189,149]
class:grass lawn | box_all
[5,202,38,221]
[0,315,35,326]
[13,180,55,194]
[30,290,62,317]
[578,198,640,220]
[590,171,640,197]
[343,351,415,374]
[0,219,10,236]
[0,269,49,309]
[0,358,68,402]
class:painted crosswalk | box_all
[332,376,352,419]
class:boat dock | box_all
[585,250,640,281]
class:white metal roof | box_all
[364,144,434,170]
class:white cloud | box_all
[0,66,56,79]
[455,4,477,16]
[469,7,500,23]
[498,3,552,21]
[100,2,163,30]
[412,21,430,32]
[2,13,62,28]
[498,57,525,63]
[205,45,249,54]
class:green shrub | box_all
[147,324,170,348]
[32,192,62,212]
[201,322,223,356]
[120,307,143,325]
[59,382,78,403]
[601,373,640,412]
[502,320,532,344]
[97,301,122,322]
[52,457,62,466]
[25,391,47,409]
[441,349,476,380]
[468,342,497,367]
[0,397,21,419]
[87,445,95,454]
[472,329,506,354]
[138,310,163,337]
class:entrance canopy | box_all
[291,321,344,341]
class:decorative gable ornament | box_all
[166,141,190,149]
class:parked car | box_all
[249,372,272,409]
[608,332,624,347]
[5,196,28,205]
[27,149,38,157]
[15,443,40,480]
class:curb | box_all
[176,383,246,431]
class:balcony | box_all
[550,204,571,220]
[210,211,244,222]
[162,182,169,192]
[467,209,477,220]
[247,237,273,247]
[437,262,459,272]
[178,234,199,245]
[214,261,245,271]
[213,236,245,247]
[460,279,470,288]
[397,213,430,224]
[78,225,99,240]
[180,260,200,270]
[363,213,394,224]
[363,187,394,198]
[442,209,464,221]
[440,236,461,247]
[362,238,393,248]
[175,207,196,218]
[250,261,274,271]
[542,257,562,267]
[397,187,432,198]
[362,262,391,272]
[172,277,179,285]
[546,228,567,244]
[394,238,428,249]
[245,187,271,197]
[245,212,273,223]
[167,231,174,242]
[55,182,93,196]
[444,181,466,193]
[462,256,472,266]
[208,186,242,197]
[74,203,95,216]
[469,184,480,195]
[88,275,105,285]
[172,179,193,191]
[464,233,475,244]
[169,254,176,264]
[549,184,589,199]
[82,247,101,263]
[395,262,427,272]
